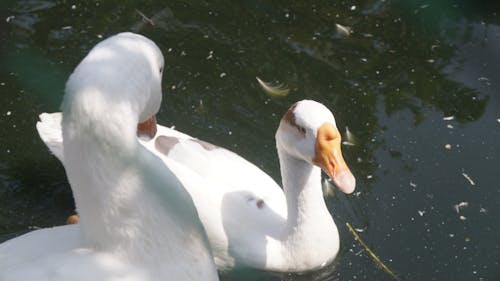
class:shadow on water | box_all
[1,0,499,280]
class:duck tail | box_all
[36,112,64,162]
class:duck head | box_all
[276,100,356,194]
[63,32,164,140]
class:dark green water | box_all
[1,1,499,280]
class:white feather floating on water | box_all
[336,23,351,37]
[453,202,469,213]
[256,77,290,97]
[322,178,336,199]
[343,126,357,146]
[462,173,475,186]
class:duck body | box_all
[0,32,218,281]
[0,225,149,280]
[35,100,355,272]
[143,121,341,271]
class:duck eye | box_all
[297,126,306,135]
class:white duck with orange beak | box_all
[147,99,356,271]
[37,98,355,272]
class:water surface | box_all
[1,1,499,280]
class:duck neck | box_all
[61,96,217,278]
[277,145,339,268]
[278,149,329,232]
[62,96,138,246]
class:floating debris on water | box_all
[344,126,357,146]
[354,249,365,256]
[219,72,226,78]
[322,178,335,198]
[418,210,425,217]
[453,201,469,213]
[354,226,367,233]
[136,9,155,26]
[496,118,500,123]
[445,144,452,150]
[443,116,455,121]
[336,23,351,36]
[459,215,466,221]
[462,173,475,186]
[195,99,206,114]
[6,16,15,23]
[346,222,402,281]
[256,77,290,97]
[479,207,487,214]
[206,50,214,60]
[477,77,490,85]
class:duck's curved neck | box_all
[277,148,331,231]
[62,96,217,278]
[62,97,143,246]
[276,145,339,268]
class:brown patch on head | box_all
[189,138,220,151]
[281,102,306,136]
[155,136,180,156]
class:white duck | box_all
[148,100,356,272]
[36,98,355,272]
[0,32,219,281]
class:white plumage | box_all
[0,32,219,281]
[35,98,356,272]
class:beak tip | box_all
[333,171,356,194]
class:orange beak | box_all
[313,123,356,194]
[137,115,157,140]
